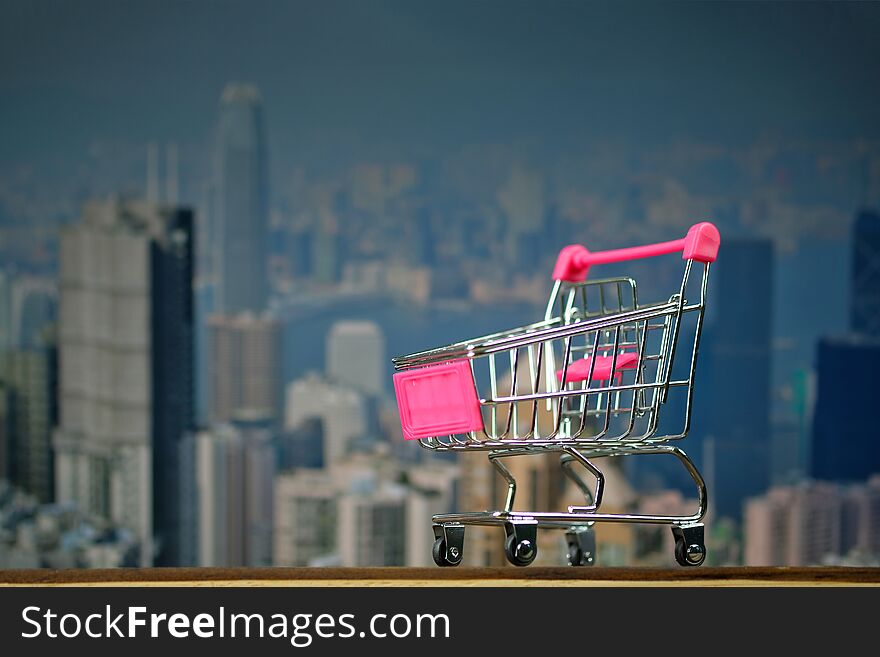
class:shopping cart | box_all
[392,222,720,567]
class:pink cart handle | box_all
[552,222,721,283]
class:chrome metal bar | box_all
[433,446,706,527]
[489,452,517,512]
[560,447,604,512]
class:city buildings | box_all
[2,58,879,572]
[273,469,337,567]
[53,198,194,566]
[337,482,407,567]
[208,311,283,426]
[0,481,138,569]
[277,417,324,470]
[213,83,269,314]
[285,373,367,465]
[272,448,458,568]
[326,320,385,397]
[179,423,275,567]
[744,476,880,566]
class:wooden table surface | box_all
[2,566,878,586]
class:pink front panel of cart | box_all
[394,360,484,441]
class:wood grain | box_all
[1,566,879,587]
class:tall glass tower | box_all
[851,209,880,337]
[214,83,268,314]
[54,199,194,566]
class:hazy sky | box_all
[2,0,879,175]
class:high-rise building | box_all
[697,238,774,519]
[810,335,880,481]
[273,470,337,567]
[809,210,880,483]
[277,417,324,470]
[54,198,194,566]
[0,270,11,357]
[242,423,275,567]
[179,423,275,567]
[194,279,215,425]
[337,483,407,566]
[851,209,880,337]
[10,277,56,349]
[326,320,384,397]
[842,475,880,556]
[285,373,367,464]
[208,312,282,426]
[311,226,342,285]
[214,83,269,314]
[3,344,57,503]
[0,383,11,480]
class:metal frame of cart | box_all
[393,222,720,567]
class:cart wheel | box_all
[674,538,706,567]
[567,543,583,567]
[432,537,462,567]
[565,528,595,567]
[504,533,537,567]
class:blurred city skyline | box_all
[2,1,880,569]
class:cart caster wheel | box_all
[671,523,706,567]
[565,527,595,567]
[431,524,464,567]
[504,533,537,567]
[432,538,462,567]
[674,539,706,567]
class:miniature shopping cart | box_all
[393,222,720,567]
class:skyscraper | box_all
[11,276,56,348]
[326,320,385,397]
[208,311,283,426]
[54,198,194,566]
[0,383,11,481]
[214,83,269,314]
[810,335,880,481]
[851,209,880,337]
[179,423,275,567]
[0,271,12,358]
[810,209,880,482]
[698,238,774,519]
[3,342,57,503]
[311,226,342,285]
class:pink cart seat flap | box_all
[393,360,484,441]
[557,352,640,385]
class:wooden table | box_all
[2,566,878,586]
